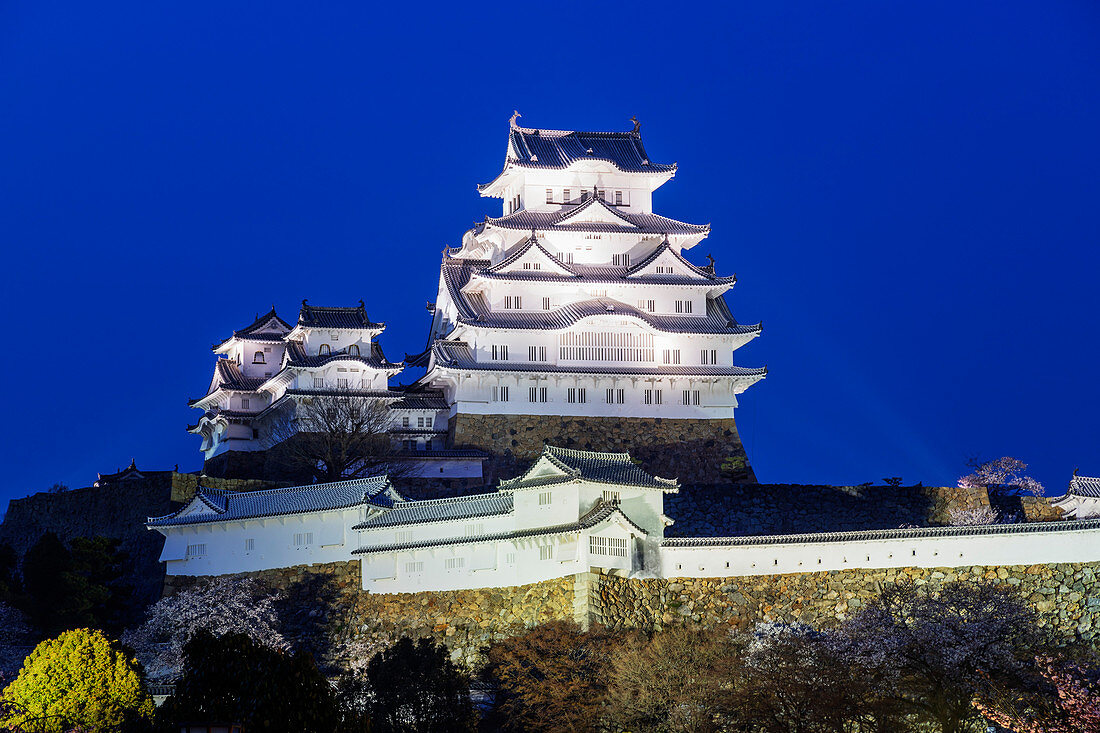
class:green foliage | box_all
[341,636,474,733]
[19,532,132,637]
[159,630,338,733]
[719,455,746,478]
[0,627,153,733]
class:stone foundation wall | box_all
[165,561,576,668]
[451,413,755,484]
[165,560,1098,672]
[667,483,991,537]
[590,562,1099,644]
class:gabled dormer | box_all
[482,236,575,277]
[626,239,736,285]
[556,196,640,229]
[212,308,292,355]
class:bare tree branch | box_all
[263,392,415,484]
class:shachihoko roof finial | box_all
[510,110,521,128]
[706,253,716,268]
[631,115,640,134]
[358,299,365,309]
[302,299,308,306]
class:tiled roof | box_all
[479,127,675,188]
[147,475,398,527]
[441,257,488,321]
[283,342,402,370]
[661,518,1100,548]
[474,236,733,287]
[500,445,678,491]
[481,200,707,236]
[394,448,489,460]
[1068,475,1100,498]
[353,492,513,529]
[457,296,760,336]
[213,308,292,349]
[298,301,384,330]
[353,500,647,554]
[190,361,265,404]
[429,339,767,380]
[390,390,450,410]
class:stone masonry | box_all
[451,413,755,484]
[164,559,1099,670]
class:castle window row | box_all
[486,343,722,367]
[545,188,628,206]
[486,384,704,407]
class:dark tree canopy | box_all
[338,636,474,733]
[159,630,338,733]
[19,532,132,637]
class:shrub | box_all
[0,628,153,733]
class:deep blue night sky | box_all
[2,1,1098,513]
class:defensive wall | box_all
[158,516,1100,668]
[163,555,1100,669]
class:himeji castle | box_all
[408,114,766,482]
[189,115,766,484]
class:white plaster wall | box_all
[660,525,1100,579]
[159,508,360,576]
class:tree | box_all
[158,630,337,733]
[958,457,1044,497]
[840,581,1047,733]
[947,504,998,526]
[337,637,474,733]
[973,656,1100,733]
[19,532,131,637]
[606,625,733,733]
[483,621,620,733]
[123,576,287,681]
[265,393,413,483]
[725,622,914,733]
[0,628,153,733]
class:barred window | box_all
[491,344,508,360]
[701,349,718,365]
[662,349,681,364]
[567,387,587,404]
[293,532,313,547]
[546,188,553,204]
[560,332,654,362]
[615,190,623,205]
[492,386,510,402]
[405,561,424,574]
[562,188,571,204]
[186,543,207,558]
[445,557,465,570]
[675,300,693,314]
[605,388,625,404]
[539,491,552,506]
[539,545,554,561]
[589,536,628,557]
[681,389,701,406]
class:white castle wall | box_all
[661,521,1100,578]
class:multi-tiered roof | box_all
[414,117,766,398]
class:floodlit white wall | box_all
[660,523,1100,579]
[159,508,360,576]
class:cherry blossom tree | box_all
[947,504,999,526]
[122,576,288,681]
[958,456,1044,497]
[973,656,1100,733]
[840,581,1046,733]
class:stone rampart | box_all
[590,562,1098,645]
[164,560,1098,670]
[667,483,991,537]
[164,561,575,668]
[451,413,755,483]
